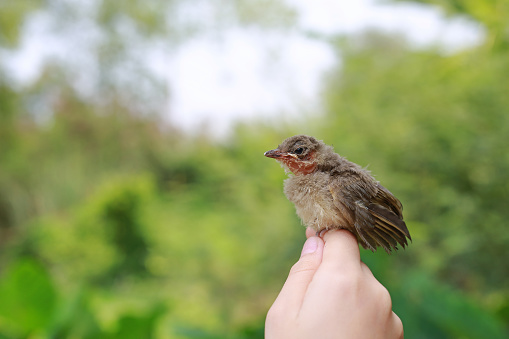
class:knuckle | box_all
[392,312,404,338]
[266,305,279,322]
[326,269,361,292]
[376,283,392,307]
[266,303,293,334]
[266,303,285,324]
[265,309,278,334]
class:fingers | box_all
[270,236,324,314]
[305,227,315,238]
[268,228,404,339]
[321,229,361,270]
[295,230,361,316]
[391,312,404,339]
[361,262,375,277]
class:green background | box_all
[0,0,508,337]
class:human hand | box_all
[265,229,404,339]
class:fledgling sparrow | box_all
[264,135,411,253]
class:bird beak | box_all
[264,149,296,159]
[264,149,283,158]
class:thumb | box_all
[271,236,324,313]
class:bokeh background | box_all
[1,0,508,338]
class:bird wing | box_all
[328,175,411,253]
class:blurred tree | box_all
[323,29,509,293]
[397,0,509,48]
[0,259,57,337]
[0,0,44,48]
[320,24,509,339]
[1,0,508,337]
[0,85,19,232]
[1,0,297,116]
[0,1,298,336]
[0,0,297,227]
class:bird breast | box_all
[283,172,349,231]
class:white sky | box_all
[3,0,484,137]
[167,0,483,137]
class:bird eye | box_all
[294,147,304,155]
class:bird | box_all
[264,135,411,253]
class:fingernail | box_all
[318,229,329,238]
[301,237,318,256]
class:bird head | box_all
[264,135,327,175]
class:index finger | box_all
[305,227,315,238]
[321,229,361,270]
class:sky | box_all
[4,0,484,138]
[167,0,483,137]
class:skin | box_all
[265,229,404,339]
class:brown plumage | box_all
[264,135,411,253]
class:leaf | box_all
[0,259,58,336]
[398,273,507,339]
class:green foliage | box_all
[95,176,153,278]
[397,0,509,48]
[323,28,509,337]
[104,303,166,339]
[323,31,509,294]
[48,289,104,339]
[0,0,43,48]
[0,0,508,338]
[0,259,57,337]
[33,175,155,283]
[397,273,506,338]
